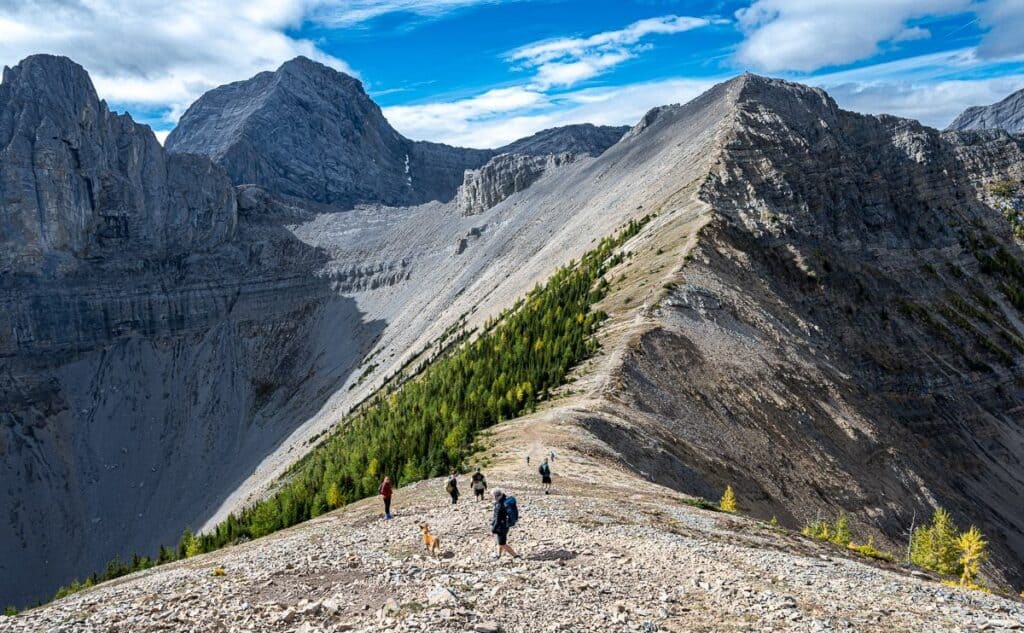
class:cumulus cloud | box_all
[806,48,1024,128]
[734,0,970,72]
[0,1,353,125]
[383,76,720,147]
[975,0,1024,60]
[509,15,716,88]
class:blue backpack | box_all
[504,495,519,528]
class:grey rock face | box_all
[0,55,236,276]
[947,86,1024,133]
[455,124,628,215]
[457,152,576,215]
[165,56,492,207]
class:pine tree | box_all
[830,513,851,547]
[326,482,342,509]
[957,526,988,588]
[719,485,737,513]
[910,508,962,576]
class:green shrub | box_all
[848,538,895,562]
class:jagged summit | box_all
[947,85,1024,133]
[1,54,100,120]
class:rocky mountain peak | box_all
[947,86,1024,134]
[166,55,486,208]
[1,54,99,118]
[0,54,236,276]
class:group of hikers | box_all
[376,451,556,557]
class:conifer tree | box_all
[326,482,342,509]
[957,526,987,588]
[719,485,737,513]
[910,508,962,576]
[830,513,851,547]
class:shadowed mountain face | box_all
[5,55,1024,609]
[947,86,1024,134]
[0,56,387,607]
[587,75,1024,587]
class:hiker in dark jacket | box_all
[446,471,460,505]
[379,476,393,520]
[539,458,552,494]
[471,468,488,501]
[491,489,519,558]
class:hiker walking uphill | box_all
[446,471,460,505]
[379,476,393,520]
[491,489,520,559]
[471,468,488,501]
[539,458,552,494]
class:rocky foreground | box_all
[4,416,1022,633]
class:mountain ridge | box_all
[947,85,1024,134]
[3,54,1024,614]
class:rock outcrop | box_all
[0,55,236,276]
[165,56,492,207]
[947,86,1024,133]
[457,152,575,215]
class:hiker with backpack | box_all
[539,458,552,494]
[471,468,488,501]
[446,470,460,505]
[491,489,519,558]
[379,476,393,520]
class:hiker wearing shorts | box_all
[539,458,552,494]
[491,489,519,558]
[379,476,393,520]
[446,471,460,505]
[471,468,488,501]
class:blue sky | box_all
[2,1,1023,147]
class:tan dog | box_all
[419,522,441,557]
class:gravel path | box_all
[4,416,1022,632]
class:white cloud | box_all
[307,0,507,27]
[975,0,1024,60]
[805,47,1024,128]
[734,0,971,72]
[0,1,354,126]
[509,15,715,88]
[383,76,720,147]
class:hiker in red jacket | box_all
[379,476,393,520]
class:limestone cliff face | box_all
[165,57,492,208]
[456,124,628,215]
[947,86,1024,134]
[0,56,387,607]
[457,152,576,215]
[0,55,236,276]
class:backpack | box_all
[445,478,456,493]
[503,496,519,528]
[539,463,550,476]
